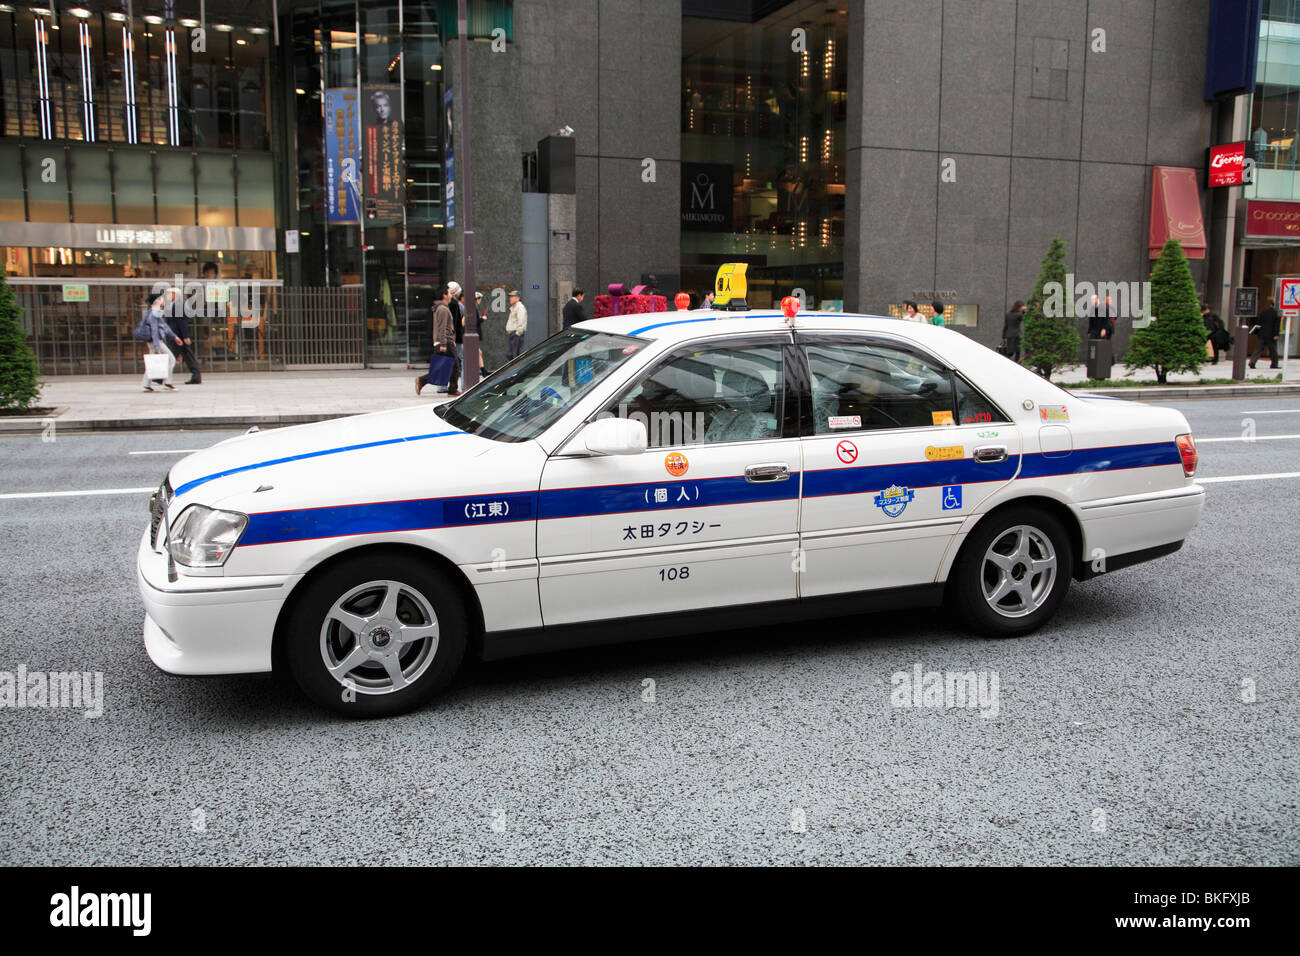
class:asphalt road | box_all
[0,398,1296,865]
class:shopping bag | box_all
[144,351,171,381]
[427,353,454,388]
[1205,339,1214,359]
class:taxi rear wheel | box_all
[287,553,467,716]
[952,506,1073,638]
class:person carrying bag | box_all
[138,293,180,391]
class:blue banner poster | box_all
[325,88,361,224]
[444,86,455,229]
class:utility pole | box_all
[456,0,479,388]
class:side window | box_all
[806,340,955,434]
[607,343,785,447]
[955,374,1008,425]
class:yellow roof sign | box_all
[714,262,748,310]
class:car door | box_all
[795,333,1020,598]
[537,334,802,625]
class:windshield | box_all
[437,329,646,441]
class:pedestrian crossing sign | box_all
[1280,278,1300,314]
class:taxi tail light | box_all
[1176,433,1197,477]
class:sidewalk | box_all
[1,360,1296,434]
[2,368,452,433]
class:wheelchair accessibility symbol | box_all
[942,485,963,511]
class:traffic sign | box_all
[1281,278,1300,314]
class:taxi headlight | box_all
[168,505,248,568]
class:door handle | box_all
[745,462,790,483]
[973,445,1008,463]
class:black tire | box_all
[951,506,1073,638]
[286,552,467,717]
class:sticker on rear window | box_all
[1039,404,1069,422]
[931,411,955,426]
[828,415,861,430]
[621,344,641,354]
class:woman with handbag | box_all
[137,293,180,391]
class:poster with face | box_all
[363,85,404,222]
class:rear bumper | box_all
[1077,484,1204,577]
[137,531,298,675]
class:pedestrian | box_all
[563,287,586,328]
[901,300,923,322]
[1250,296,1282,369]
[163,285,201,384]
[447,280,463,395]
[1208,314,1232,363]
[1002,300,1026,361]
[698,290,715,310]
[929,299,946,326]
[139,293,179,392]
[506,289,527,361]
[1087,293,1114,339]
[474,290,488,377]
[414,284,459,396]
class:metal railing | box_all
[8,278,365,375]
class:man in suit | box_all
[562,288,586,329]
[1086,293,1114,339]
[163,285,201,384]
[1251,297,1281,369]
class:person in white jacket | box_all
[505,290,527,360]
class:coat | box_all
[1257,306,1281,340]
[432,302,455,348]
[562,297,586,328]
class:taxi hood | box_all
[167,405,487,509]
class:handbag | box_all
[133,309,153,342]
[426,353,454,388]
[143,351,172,381]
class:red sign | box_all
[835,441,858,464]
[1208,142,1248,187]
[1244,200,1300,239]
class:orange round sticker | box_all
[664,452,689,477]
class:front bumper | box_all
[137,531,300,675]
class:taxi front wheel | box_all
[951,507,1073,638]
[286,553,467,716]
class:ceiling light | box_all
[249,27,268,35]
[180,18,199,27]
[295,87,305,94]
[143,15,163,24]
[106,11,126,21]
[214,23,233,32]
[236,38,246,45]
[69,6,91,16]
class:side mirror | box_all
[579,416,648,456]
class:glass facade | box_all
[681,2,847,309]
[0,1,276,279]
[1248,0,1300,199]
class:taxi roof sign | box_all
[714,262,748,310]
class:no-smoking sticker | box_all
[836,440,858,464]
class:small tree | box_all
[0,271,40,411]
[1124,238,1204,384]
[1020,235,1081,380]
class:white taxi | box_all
[139,301,1204,715]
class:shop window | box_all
[155,151,196,225]
[0,142,24,221]
[197,152,236,227]
[24,145,69,223]
[113,148,155,223]
[237,153,275,227]
[70,145,113,223]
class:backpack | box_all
[133,306,153,342]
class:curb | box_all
[1065,383,1300,401]
[0,411,359,435]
